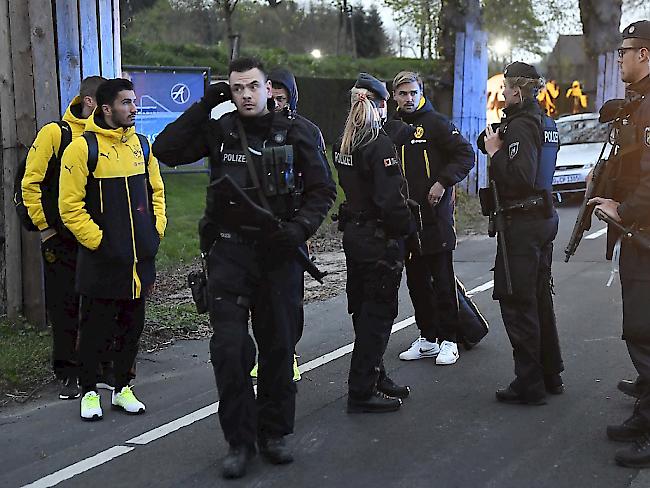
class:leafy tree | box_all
[482,0,545,58]
[383,0,440,59]
[352,5,390,58]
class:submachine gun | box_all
[564,98,640,262]
[210,173,327,284]
[594,209,650,252]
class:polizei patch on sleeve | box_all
[508,142,519,159]
[334,152,353,166]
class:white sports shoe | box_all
[112,386,146,414]
[399,337,440,361]
[80,391,103,421]
[436,341,459,365]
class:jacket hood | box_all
[396,97,434,122]
[62,96,90,132]
[269,69,298,112]
[86,109,136,142]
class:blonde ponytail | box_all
[340,88,382,155]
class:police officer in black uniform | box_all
[479,61,564,405]
[589,21,650,468]
[334,73,414,413]
[153,57,336,479]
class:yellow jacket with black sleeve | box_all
[21,96,88,233]
[59,111,167,300]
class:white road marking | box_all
[21,446,134,488]
[585,227,607,240]
[23,278,495,487]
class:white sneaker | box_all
[112,386,146,414]
[80,391,103,421]
[436,341,459,365]
[399,337,440,360]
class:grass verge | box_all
[0,318,54,405]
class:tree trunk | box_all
[579,0,622,58]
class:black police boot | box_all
[544,374,565,395]
[259,437,294,465]
[377,375,410,399]
[618,379,643,399]
[495,385,547,406]
[615,434,650,468]
[607,413,650,442]
[221,444,256,479]
[347,390,402,413]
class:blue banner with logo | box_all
[123,66,210,172]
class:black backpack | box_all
[13,121,72,231]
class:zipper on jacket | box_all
[423,149,431,179]
[124,177,142,299]
[99,180,104,213]
[401,145,406,174]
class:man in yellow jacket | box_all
[22,75,106,400]
[59,78,166,421]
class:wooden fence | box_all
[452,22,489,195]
[0,0,121,324]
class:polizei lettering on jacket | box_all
[544,129,559,144]
[334,152,353,167]
[223,152,247,163]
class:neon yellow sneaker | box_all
[250,363,258,378]
[111,385,145,414]
[80,391,103,421]
[293,355,301,382]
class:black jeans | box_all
[41,233,79,380]
[405,250,459,342]
[344,225,403,400]
[494,211,564,400]
[207,237,301,448]
[78,296,145,394]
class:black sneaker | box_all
[377,375,410,399]
[495,385,546,406]
[544,374,565,395]
[347,390,402,413]
[618,379,643,399]
[615,434,650,468]
[59,377,80,400]
[607,413,650,442]
[222,445,256,479]
[259,437,294,465]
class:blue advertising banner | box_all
[123,66,210,171]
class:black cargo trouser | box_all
[405,250,459,343]
[620,240,650,423]
[41,233,80,380]
[78,296,145,394]
[344,224,404,400]
[207,237,301,448]
[494,210,564,400]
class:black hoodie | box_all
[395,98,475,254]
[269,69,299,113]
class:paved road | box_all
[2,202,649,488]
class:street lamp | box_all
[311,49,322,59]
[493,38,510,59]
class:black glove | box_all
[267,222,307,251]
[201,82,231,109]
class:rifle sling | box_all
[235,117,273,214]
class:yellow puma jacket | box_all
[22,97,88,232]
[59,112,167,299]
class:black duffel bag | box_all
[456,277,489,350]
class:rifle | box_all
[210,174,328,284]
[594,209,650,252]
[563,140,614,262]
[488,180,513,295]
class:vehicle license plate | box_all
[553,174,581,185]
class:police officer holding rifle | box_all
[587,21,650,469]
[478,61,564,406]
[153,57,336,479]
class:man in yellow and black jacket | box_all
[22,75,106,400]
[60,78,166,421]
[392,71,475,366]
